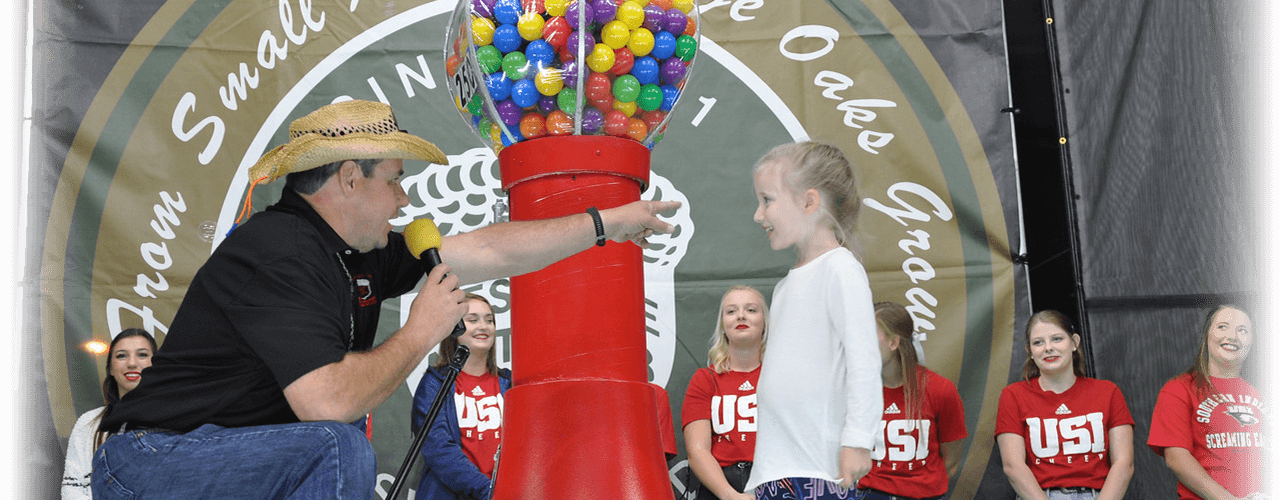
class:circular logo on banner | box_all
[41,1,1014,497]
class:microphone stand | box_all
[387,344,470,500]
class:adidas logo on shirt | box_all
[1055,404,1071,415]
[885,403,901,415]
[738,381,754,392]
[472,386,486,396]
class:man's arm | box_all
[283,265,466,422]
[441,200,680,284]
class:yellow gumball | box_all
[472,17,496,46]
[601,21,631,50]
[535,68,565,95]
[586,44,616,73]
[673,0,694,13]
[617,1,645,30]
[546,0,569,16]
[517,12,546,40]
[613,99,637,117]
[628,27,654,57]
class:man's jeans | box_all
[91,421,375,499]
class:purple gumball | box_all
[566,30,595,59]
[591,0,618,24]
[642,5,666,32]
[565,1,595,29]
[496,99,523,126]
[562,60,581,87]
[581,107,604,134]
[538,94,559,113]
[660,56,686,84]
[664,9,687,36]
[471,0,497,17]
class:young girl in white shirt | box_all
[743,142,882,500]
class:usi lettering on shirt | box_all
[454,372,503,475]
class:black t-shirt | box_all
[101,189,427,432]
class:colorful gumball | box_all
[535,67,565,95]
[486,72,513,101]
[473,0,498,17]
[609,47,635,76]
[581,107,605,133]
[503,51,531,80]
[603,110,629,136]
[660,56,685,84]
[487,119,502,143]
[525,39,556,69]
[566,30,595,57]
[546,109,574,134]
[649,0,672,8]
[642,4,666,32]
[616,1,645,30]
[612,74,641,102]
[561,60,581,87]
[675,34,697,60]
[543,16,571,49]
[494,0,522,24]
[545,0,569,16]
[641,109,666,131]
[500,126,523,147]
[659,84,679,111]
[558,88,581,114]
[523,0,546,14]
[631,55,659,84]
[565,0,595,29]
[518,12,547,40]
[636,83,662,111]
[476,45,503,73]
[467,95,485,116]
[446,53,462,77]
[682,16,696,36]
[673,0,693,13]
[520,112,547,138]
[493,24,523,53]
[512,79,540,107]
[627,27,654,56]
[472,17,496,46]
[664,9,686,36]
[586,43,616,72]
[650,31,677,60]
[601,21,630,49]
[591,0,618,23]
[479,116,495,136]
[613,99,637,117]
[496,99,524,126]
[538,94,559,113]
[590,94,613,112]
[626,116,648,142]
[585,71,613,101]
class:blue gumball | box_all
[486,72,513,101]
[525,39,555,69]
[493,24,523,53]
[660,84,679,112]
[631,56,659,85]
[493,0,522,25]
[511,79,540,107]
[650,31,677,60]
[501,126,524,146]
[472,113,483,128]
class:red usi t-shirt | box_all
[681,366,760,466]
[1148,374,1265,499]
[859,367,968,498]
[454,371,504,475]
[996,377,1134,489]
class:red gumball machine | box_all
[441,0,701,498]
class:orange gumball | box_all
[683,16,697,37]
[446,53,461,77]
[649,0,672,8]
[520,113,547,139]
[625,117,648,142]
[546,110,574,135]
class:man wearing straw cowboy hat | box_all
[92,99,680,499]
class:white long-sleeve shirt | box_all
[62,406,104,500]
[745,247,883,490]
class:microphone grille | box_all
[403,218,443,259]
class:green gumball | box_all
[613,75,641,103]
[558,88,580,115]
[637,84,663,112]
[676,34,698,61]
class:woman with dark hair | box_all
[996,311,1134,500]
[412,293,511,500]
[62,328,157,500]
[855,302,967,500]
[682,285,768,500]
[1149,304,1265,499]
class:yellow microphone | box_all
[403,218,466,338]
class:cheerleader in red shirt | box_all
[856,301,967,500]
[682,285,768,500]
[1148,304,1267,500]
[996,311,1134,500]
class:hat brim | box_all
[249,130,449,183]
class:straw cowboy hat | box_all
[248,99,449,183]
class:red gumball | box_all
[642,110,666,131]
[546,110,574,135]
[610,47,635,76]
[585,72,613,101]
[603,110,630,137]
[521,112,547,139]
[626,117,648,142]
[522,0,546,14]
[543,17,571,50]
[590,95,614,113]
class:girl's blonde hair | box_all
[754,141,861,255]
[433,293,500,376]
[707,285,768,374]
[875,302,925,422]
